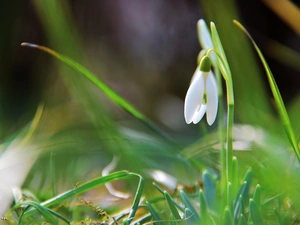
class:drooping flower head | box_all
[184,56,218,125]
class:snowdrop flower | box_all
[184,56,218,125]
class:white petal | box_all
[197,19,214,50]
[190,66,201,83]
[192,104,207,124]
[206,71,218,125]
[184,73,205,124]
[197,19,217,65]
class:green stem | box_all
[226,78,234,182]
[225,74,234,208]
[215,67,226,198]
[226,102,234,184]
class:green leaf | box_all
[164,191,181,220]
[253,184,261,209]
[210,22,231,81]
[227,182,233,212]
[221,206,233,225]
[232,157,239,196]
[179,190,200,224]
[234,195,245,224]
[146,201,163,225]
[249,199,264,225]
[185,208,197,225]
[238,214,247,225]
[125,174,145,224]
[199,189,211,225]
[234,20,300,161]
[234,181,247,210]
[13,201,58,225]
[274,209,283,225]
[202,171,217,209]
[21,43,172,142]
[23,171,141,219]
[153,183,184,211]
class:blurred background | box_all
[1,0,299,136]
[0,0,300,220]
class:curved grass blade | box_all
[20,42,172,141]
[12,201,58,225]
[250,199,264,225]
[124,174,144,224]
[24,171,140,218]
[238,214,247,225]
[199,189,211,225]
[233,20,300,162]
[221,206,233,225]
[185,208,197,225]
[152,183,184,211]
[146,201,163,225]
[179,190,200,224]
[132,213,152,225]
[234,195,245,224]
[253,184,261,209]
[210,22,231,81]
[164,191,181,220]
[202,171,217,209]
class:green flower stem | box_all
[207,49,234,205]
[215,66,226,197]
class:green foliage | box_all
[2,1,300,224]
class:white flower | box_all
[184,57,218,125]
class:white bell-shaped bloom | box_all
[184,57,218,125]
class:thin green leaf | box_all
[146,201,163,225]
[164,191,181,220]
[232,157,239,197]
[227,182,233,212]
[234,181,247,210]
[124,174,144,224]
[234,195,245,224]
[199,189,211,225]
[238,214,247,225]
[185,208,197,225]
[274,209,283,225]
[153,183,184,211]
[202,171,217,209]
[170,214,178,225]
[179,190,200,224]
[24,171,139,217]
[234,20,300,161]
[21,42,172,141]
[221,206,233,225]
[210,22,231,80]
[13,201,58,225]
[250,199,264,225]
[253,184,261,209]
[132,213,152,225]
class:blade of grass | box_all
[146,201,163,225]
[233,20,300,162]
[21,42,172,142]
[179,190,200,224]
[152,183,184,211]
[124,174,144,224]
[164,191,181,220]
[12,201,58,225]
[249,199,265,225]
[199,189,211,225]
[23,171,141,218]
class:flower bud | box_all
[199,56,211,72]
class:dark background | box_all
[0,0,299,137]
